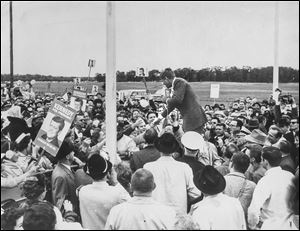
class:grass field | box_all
[33,81,299,106]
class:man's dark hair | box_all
[216,123,226,130]
[1,207,26,230]
[55,139,75,161]
[22,201,56,230]
[211,117,221,124]
[278,117,291,128]
[262,146,282,167]
[160,68,175,80]
[143,128,158,144]
[22,174,46,201]
[257,115,267,124]
[232,152,251,173]
[51,116,65,131]
[233,119,243,129]
[146,111,158,120]
[276,139,292,154]
[247,144,263,163]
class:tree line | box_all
[1,66,299,83]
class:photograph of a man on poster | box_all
[40,115,65,148]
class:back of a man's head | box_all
[232,152,251,174]
[143,128,158,144]
[247,144,263,163]
[55,139,74,162]
[274,139,292,154]
[22,202,56,230]
[262,146,282,167]
[131,169,155,194]
[160,68,175,80]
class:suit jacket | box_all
[162,78,207,132]
[130,145,161,172]
[224,172,256,217]
[280,155,296,174]
[51,163,78,213]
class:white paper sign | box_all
[210,84,220,99]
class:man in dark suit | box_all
[41,115,65,148]
[51,140,78,214]
[130,128,160,172]
[160,68,207,134]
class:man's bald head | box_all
[131,169,156,194]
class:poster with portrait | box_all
[34,100,76,157]
[91,85,99,95]
[137,67,148,77]
[74,77,81,85]
[70,88,87,112]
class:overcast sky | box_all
[1,1,299,77]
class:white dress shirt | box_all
[247,166,294,229]
[79,181,130,230]
[190,193,246,230]
[105,196,176,230]
[144,156,201,215]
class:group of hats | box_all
[181,131,226,194]
[155,131,226,195]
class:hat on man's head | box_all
[245,119,259,129]
[194,165,226,195]
[181,131,204,150]
[86,154,112,180]
[7,117,30,142]
[154,132,179,154]
[244,129,267,146]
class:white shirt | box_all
[247,166,294,229]
[117,134,139,155]
[61,163,72,172]
[144,156,201,215]
[79,181,130,230]
[190,193,246,230]
[105,196,176,230]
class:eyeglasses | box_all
[291,121,298,124]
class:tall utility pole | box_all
[106,1,117,165]
[273,1,279,94]
[9,1,14,89]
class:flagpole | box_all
[9,1,14,89]
[106,1,117,165]
[273,1,279,94]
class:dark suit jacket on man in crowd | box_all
[130,144,161,172]
[51,163,79,214]
[162,77,207,134]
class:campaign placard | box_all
[70,88,87,112]
[137,67,148,77]
[34,100,76,157]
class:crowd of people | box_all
[1,69,299,230]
